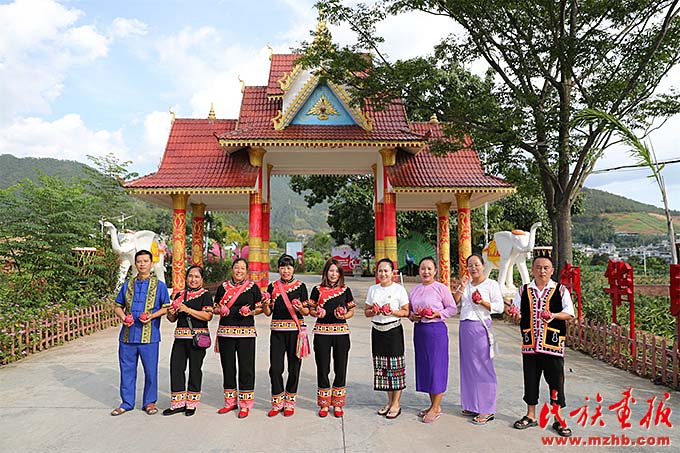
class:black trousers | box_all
[169,339,206,393]
[269,330,302,396]
[522,353,566,408]
[218,336,256,391]
[314,334,350,389]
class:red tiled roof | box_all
[125,119,258,189]
[267,54,301,97]
[387,122,512,189]
[223,86,422,144]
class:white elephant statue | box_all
[100,221,166,288]
[482,222,541,296]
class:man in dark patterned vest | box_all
[508,256,575,437]
[111,250,170,416]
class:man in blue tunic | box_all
[111,250,170,416]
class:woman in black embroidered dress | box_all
[262,254,309,417]
[163,265,213,417]
[309,259,355,418]
[213,257,263,419]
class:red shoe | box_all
[217,405,237,414]
[318,407,329,418]
[334,407,344,418]
[238,408,249,418]
[267,408,281,417]
[283,408,295,417]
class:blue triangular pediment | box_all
[290,84,357,126]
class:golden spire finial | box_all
[312,9,333,51]
[208,102,216,120]
[238,74,245,93]
[169,107,176,124]
[266,44,274,60]
[429,113,439,123]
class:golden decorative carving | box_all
[169,107,176,124]
[429,113,439,123]
[266,44,274,60]
[379,148,397,167]
[306,94,339,120]
[208,102,216,120]
[248,148,266,167]
[238,75,245,93]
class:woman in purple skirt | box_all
[409,256,457,423]
[454,253,503,425]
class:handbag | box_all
[471,285,499,359]
[181,291,211,349]
[275,280,310,359]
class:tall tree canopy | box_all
[299,0,680,269]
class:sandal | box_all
[472,414,495,425]
[422,411,441,423]
[461,409,477,417]
[318,407,329,418]
[334,407,344,418]
[110,407,127,416]
[385,408,402,419]
[418,408,431,418]
[377,405,390,416]
[552,421,573,437]
[513,415,538,429]
[143,403,158,415]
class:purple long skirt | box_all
[414,322,448,394]
[459,319,497,413]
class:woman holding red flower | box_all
[163,265,213,417]
[409,256,457,423]
[455,253,504,425]
[309,259,355,418]
[364,258,410,419]
[213,258,263,419]
[262,254,309,417]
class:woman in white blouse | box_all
[364,258,410,419]
[454,253,504,425]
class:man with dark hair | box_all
[508,256,575,437]
[111,249,170,416]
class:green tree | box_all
[301,0,680,271]
[0,173,107,296]
[574,108,678,264]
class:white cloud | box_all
[144,110,173,152]
[155,27,273,118]
[61,25,109,60]
[0,0,110,122]
[0,114,132,164]
[111,17,148,38]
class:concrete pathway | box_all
[1,275,677,452]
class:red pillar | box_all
[191,203,205,267]
[248,192,262,283]
[437,202,451,288]
[384,192,397,265]
[260,200,270,288]
[171,193,189,294]
[456,192,472,279]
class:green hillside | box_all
[0,154,90,188]
[581,187,680,216]
[0,155,330,236]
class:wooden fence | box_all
[0,303,118,365]
[566,318,679,389]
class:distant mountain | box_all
[0,155,330,235]
[573,188,679,245]
[581,187,680,216]
[0,154,90,189]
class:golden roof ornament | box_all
[306,94,339,120]
[266,44,274,60]
[429,113,439,123]
[169,107,176,124]
[208,102,216,120]
[238,75,245,93]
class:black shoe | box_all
[162,407,185,416]
[185,408,196,417]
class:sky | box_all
[1,0,679,210]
